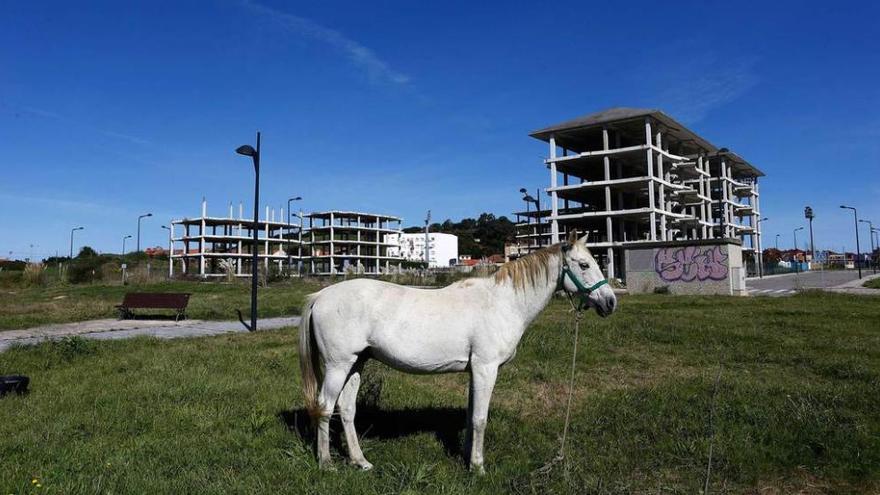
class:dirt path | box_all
[0,316,301,353]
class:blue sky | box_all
[1,0,878,258]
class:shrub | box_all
[68,256,115,284]
[21,263,47,287]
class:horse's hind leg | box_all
[316,360,356,469]
[337,370,373,470]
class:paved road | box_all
[0,316,301,353]
[747,270,870,296]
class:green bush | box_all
[67,256,115,284]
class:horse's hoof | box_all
[318,460,336,471]
[351,459,374,471]
[471,465,486,476]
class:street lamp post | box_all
[793,227,804,274]
[69,226,84,259]
[236,132,261,332]
[137,213,153,252]
[859,220,876,274]
[138,213,153,279]
[122,235,132,284]
[287,196,302,277]
[840,205,862,278]
[161,225,173,278]
[775,233,780,250]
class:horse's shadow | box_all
[278,406,467,459]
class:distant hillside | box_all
[403,213,515,258]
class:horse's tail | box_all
[299,293,323,420]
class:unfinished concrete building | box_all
[306,211,403,275]
[524,107,764,279]
[170,199,304,277]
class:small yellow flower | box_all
[106,463,112,467]
[31,479,38,484]
[36,485,42,489]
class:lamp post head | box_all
[795,227,804,232]
[124,235,132,239]
[74,226,84,231]
[290,196,302,201]
[236,145,257,157]
[161,225,170,230]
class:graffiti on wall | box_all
[654,245,728,282]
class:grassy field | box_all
[0,279,323,330]
[864,277,880,289]
[1,292,879,493]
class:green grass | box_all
[1,292,879,493]
[863,277,880,289]
[0,279,323,330]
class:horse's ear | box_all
[567,230,578,245]
[578,232,589,245]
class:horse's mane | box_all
[493,243,562,291]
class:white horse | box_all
[298,231,617,473]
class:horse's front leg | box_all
[468,362,499,475]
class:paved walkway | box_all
[746,270,880,297]
[822,272,880,296]
[0,316,301,353]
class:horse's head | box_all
[560,230,617,318]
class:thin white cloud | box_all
[241,1,410,85]
[0,192,109,214]
[99,129,151,146]
[650,54,759,123]
[14,104,152,146]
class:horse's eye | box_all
[579,262,590,270]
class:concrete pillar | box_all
[698,155,708,238]
[656,131,667,241]
[168,223,175,278]
[645,119,656,241]
[720,160,730,238]
[602,127,614,278]
[263,206,270,270]
[200,199,207,277]
[330,212,335,275]
[755,179,762,271]
[375,215,380,274]
[549,136,559,244]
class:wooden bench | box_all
[116,293,191,321]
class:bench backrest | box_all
[121,292,191,309]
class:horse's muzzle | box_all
[593,289,617,318]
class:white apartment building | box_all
[387,232,459,268]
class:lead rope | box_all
[534,294,583,478]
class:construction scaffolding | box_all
[170,199,304,278]
[306,211,403,275]
[523,107,764,279]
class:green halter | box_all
[558,261,609,309]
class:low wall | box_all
[624,239,746,296]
